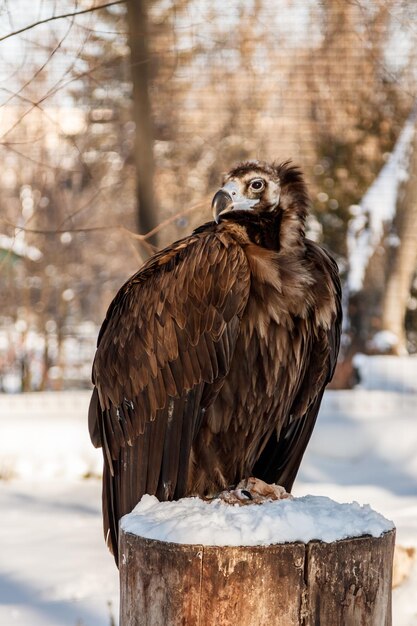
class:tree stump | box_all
[119,527,395,626]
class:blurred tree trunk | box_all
[40,331,50,392]
[381,125,417,353]
[20,329,31,392]
[126,0,157,248]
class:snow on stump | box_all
[119,494,395,626]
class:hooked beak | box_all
[212,181,260,223]
[212,189,233,223]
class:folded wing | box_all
[88,232,251,562]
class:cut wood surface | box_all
[119,527,395,626]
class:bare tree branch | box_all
[127,199,209,242]
[1,142,82,173]
[0,198,208,241]
[0,1,126,43]
[1,16,76,109]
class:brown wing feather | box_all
[89,232,251,563]
[253,240,342,490]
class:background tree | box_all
[126,0,156,244]
[1,0,417,391]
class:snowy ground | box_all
[0,480,118,626]
[1,357,417,625]
[295,388,417,626]
[0,393,117,626]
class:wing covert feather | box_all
[92,233,250,432]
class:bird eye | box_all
[249,179,265,192]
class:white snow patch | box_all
[0,391,101,479]
[368,330,401,353]
[347,108,416,293]
[353,354,417,392]
[121,494,393,546]
[0,480,118,626]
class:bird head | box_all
[212,160,309,227]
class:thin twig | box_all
[1,197,208,241]
[122,199,209,241]
[1,15,77,109]
[0,1,127,43]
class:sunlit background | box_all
[1,1,417,625]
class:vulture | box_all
[89,160,342,564]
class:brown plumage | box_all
[89,160,342,565]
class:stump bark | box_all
[119,527,395,626]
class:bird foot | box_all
[216,477,293,505]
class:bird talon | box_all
[213,478,292,505]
